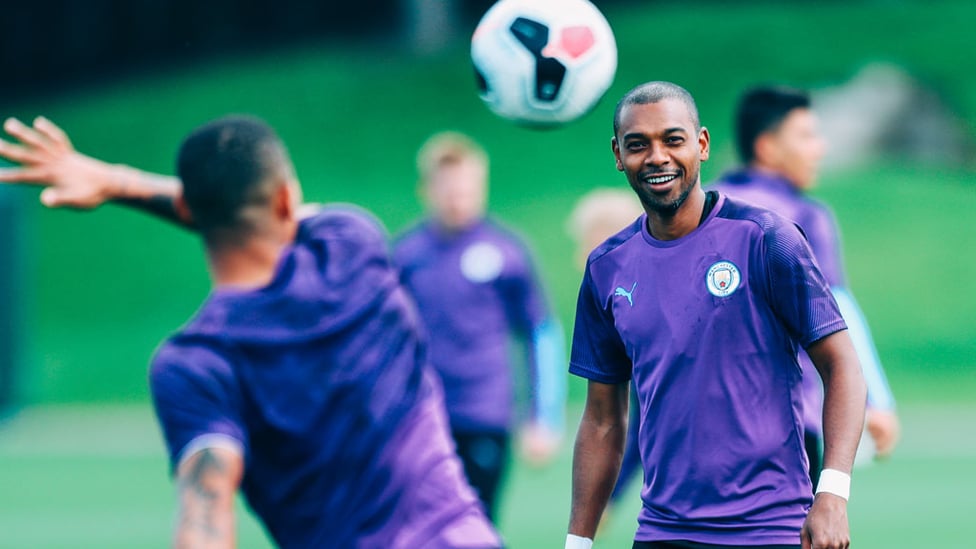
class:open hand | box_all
[519,422,562,467]
[0,117,116,209]
[866,408,900,459]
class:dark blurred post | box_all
[402,0,461,55]
[0,178,23,415]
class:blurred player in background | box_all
[394,132,566,521]
[0,116,502,549]
[565,81,867,549]
[710,85,900,481]
[565,187,644,529]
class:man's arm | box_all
[567,380,628,544]
[174,446,243,549]
[801,329,867,549]
[0,117,192,227]
[831,286,900,458]
[520,317,567,466]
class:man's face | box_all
[424,157,487,231]
[759,108,825,190]
[612,99,710,216]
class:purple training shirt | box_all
[711,170,844,436]
[150,206,501,549]
[569,193,846,545]
[394,219,555,432]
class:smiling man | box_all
[564,82,867,549]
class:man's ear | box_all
[611,137,624,172]
[699,126,711,162]
[272,180,298,221]
[753,132,776,165]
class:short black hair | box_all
[176,115,292,246]
[735,85,811,164]
[613,81,700,136]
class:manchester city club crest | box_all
[460,242,504,283]
[706,260,741,297]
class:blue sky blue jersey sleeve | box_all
[832,286,895,409]
[569,265,631,385]
[761,219,847,349]
[497,236,566,432]
[488,231,566,432]
[530,317,566,432]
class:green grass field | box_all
[0,0,973,546]
[1,402,974,548]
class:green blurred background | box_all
[0,0,973,547]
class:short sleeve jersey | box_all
[569,193,846,545]
[711,170,847,434]
[150,206,500,549]
[394,219,550,431]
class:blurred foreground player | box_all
[565,82,867,549]
[711,85,900,475]
[394,132,566,520]
[0,116,501,549]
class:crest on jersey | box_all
[460,242,504,283]
[706,261,741,297]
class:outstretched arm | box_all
[174,446,243,549]
[567,380,628,545]
[801,330,866,549]
[0,117,192,228]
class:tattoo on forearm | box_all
[110,171,194,230]
[115,193,192,228]
[178,449,228,542]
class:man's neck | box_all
[646,186,707,241]
[207,236,292,290]
[433,217,482,236]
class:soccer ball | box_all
[471,0,618,127]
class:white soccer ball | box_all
[471,0,618,127]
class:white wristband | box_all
[565,534,593,549]
[816,468,851,500]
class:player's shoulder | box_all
[480,217,535,254]
[708,169,751,192]
[392,220,430,252]
[717,193,813,264]
[391,221,440,270]
[149,334,235,393]
[298,203,390,247]
[586,216,644,267]
[802,194,839,227]
[715,192,800,235]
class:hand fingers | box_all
[3,117,52,153]
[868,419,899,458]
[874,437,894,458]
[32,117,73,149]
[808,532,850,549]
[0,167,52,185]
[39,188,83,208]
[39,188,64,207]
[0,138,43,166]
[801,528,812,549]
